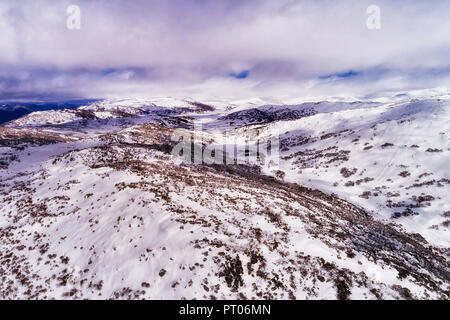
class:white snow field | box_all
[0,93,448,300]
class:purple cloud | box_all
[1,0,450,100]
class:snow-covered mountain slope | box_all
[203,101,382,131]
[0,95,449,300]
[233,98,450,247]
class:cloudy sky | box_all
[1,0,450,101]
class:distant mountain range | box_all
[0,100,100,125]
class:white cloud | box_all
[0,0,450,99]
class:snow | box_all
[0,92,448,300]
